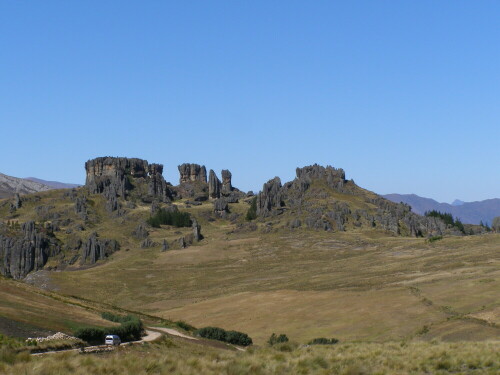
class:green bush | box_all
[308,337,339,345]
[175,320,196,332]
[195,326,252,347]
[427,235,443,243]
[268,333,289,345]
[246,197,257,221]
[147,209,192,228]
[101,312,137,324]
[75,317,144,345]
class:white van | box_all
[105,335,121,346]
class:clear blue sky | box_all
[1,1,499,203]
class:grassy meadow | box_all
[1,335,499,375]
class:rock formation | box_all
[221,170,232,196]
[208,169,222,199]
[85,157,172,210]
[214,198,229,216]
[161,239,169,251]
[80,232,119,264]
[256,177,284,217]
[192,219,202,242]
[0,221,60,279]
[178,163,207,184]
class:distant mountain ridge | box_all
[383,193,500,225]
[25,177,80,189]
[0,173,78,199]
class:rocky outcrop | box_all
[178,164,207,184]
[192,219,202,242]
[293,164,347,193]
[0,221,60,279]
[74,197,87,219]
[208,170,222,199]
[214,198,229,216]
[221,170,232,196]
[161,239,169,252]
[133,223,149,240]
[256,177,284,217]
[85,157,172,210]
[80,232,119,264]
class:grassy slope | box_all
[2,336,499,375]
[0,276,114,336]
[1,187,499,345]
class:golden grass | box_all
[1,336,499,375]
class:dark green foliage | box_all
[147,209,192,228]
[175,320,196,332]
[101,312,136,324]
[195,326,253,346]
[308,337,339,345]
[425,210,465,233]
[225,330,253,346]
[74,327,105,344]
[245,197,257,221]
[74,316,144,345]
[427,235,443,243]
[268,333,289,345]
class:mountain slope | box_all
[0,173,52,199]
[383,193,500,225]
[25,177,81,189]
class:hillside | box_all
[0,173,52,199]
[1,157,498,346]
[25,177,81,190]
[384,193,500,225]
[0,276,115,337]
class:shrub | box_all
[245,197,257,221]
[175,321,196,332]
[308,337,339,345]
[268,333,289,345]
[147,209,192,228]
[75,317,143,345]
[195,326,252,347]
[101,312,136,323]
[427,235,443,243]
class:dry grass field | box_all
[1,335,499,375]
[30,197,498,345]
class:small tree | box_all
[246,197,257,221]
[268,333,289,345]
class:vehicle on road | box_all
[105,335,121,346]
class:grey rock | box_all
[80,232,119,264]
[192,219,202,242]
[0,221,60,279]
[221,169,232,196]
[256,177,284,217]
[140,238,156,248]
[214,198,229,213]
[133,223,149,240]
[74,196,87,219]
[208,169,222,199]
[178,163,207,184]
[161,240,169,252]
[289,219,301,229]
[85,157,172,203]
